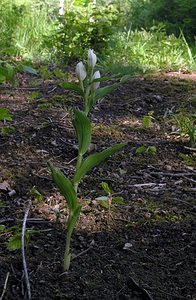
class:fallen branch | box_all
[150,172,196,177]
[128,183,166,188]
[0,272,10,300]
[0,218,49,224]
[21,201,32,300]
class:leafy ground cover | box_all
[0,70,195,300]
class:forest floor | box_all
[0,70,195,300]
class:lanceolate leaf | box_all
[120,75,131,83]
[21,64,38,75]
[73,143,126,184]
[101,182,111,194]
[72,109,91,155]
[93,83,119,102]
[61,82,84,96]
[48,162,78,211]
[67,206,81,236]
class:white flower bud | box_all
[87,49,97,69]
[91,70,100,92]
[76,62,86,81]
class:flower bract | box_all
[87,49,97,69]
[76,62,86,81]
[91,70,101,91]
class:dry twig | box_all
[22,201,32,299]
[0,272,10,300]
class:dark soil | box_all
[0,70,196,300]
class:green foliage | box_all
[72,109,91,156]
[48,49,126,270]
[142,111,154,128]
[46,2,121,62]
[0,225,6,231]
[179,153,196,166]
[73,143,125,185]
[174,113,196,146]
[7,229,37,251]
[0,63,15,84]
[95,182,124,209]
[127,0,196,41]
[1,126,15,136]
[104,26,196,73]
[0,0,56,60]
[0,108,12,121]
[136,145,157,156]
[29,187,43,202]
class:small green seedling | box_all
[0,63,15,85]
[174,113,196,147]
[95,182,124,211]
[0,224,37,251]
[136,145,157,155]
[142,111,155,128]
[29,186,43,202]
[48,49,128,271]
[0,108,12,122]
[39,66,51,81]
[0,225,6,231]
[0,108,14,136]
[1,126,15,136]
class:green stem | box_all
[64,231,71,271]
[84,67,94,115]
[74,153,82,193]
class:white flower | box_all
[76,62,86,81]
[91,70,100,92]
[87,49,97,69]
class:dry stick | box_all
[22,201,32,300]
[150,171,196,177]
[0,272,10,300]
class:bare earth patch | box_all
[0,71,195,300]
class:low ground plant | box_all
[174,113,196,147]
[45,2,121,63]
[103,26,196,74]
[48,49,128,270]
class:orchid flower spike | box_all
[91,70,101,92]
[76,62,87,81]
[87,49,97,69]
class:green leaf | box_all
[72,109,91,155]
[67,206,81,236]
[7,233,22,250]
[146,146,157,155]
[48,162,78,212]
[112,196,124,204]
[120,75,131,83]
[93,83,119,102]
[21,64,38,75]
[0,225,6,231]
[136,146,146,154]
[5,63,15,80]
[0,74,6,83]
[95,196,108,201]
[101,182,111,194]
[0,108,12,121]
[73,143,126,184]
[1,126,15,136]
[61,82,84,96]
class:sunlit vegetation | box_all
[0,0,195,72]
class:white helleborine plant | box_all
[76,61,86,81]
[49,48,129,271]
